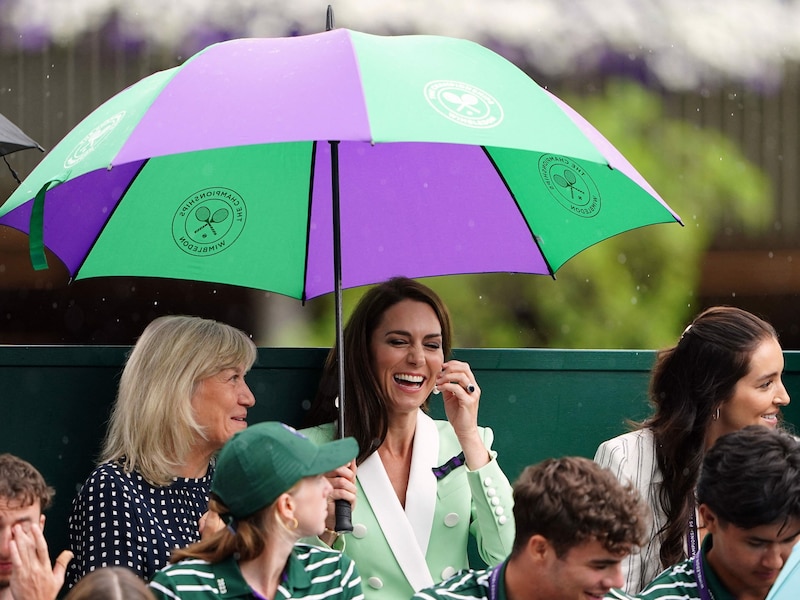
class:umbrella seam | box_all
[72,159,150,281]
[343,30,375,144]
[301,141,317,304]
[481,146,557,279]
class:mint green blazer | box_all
[302,411,514,600]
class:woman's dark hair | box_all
[304,277,453,463]
[643,306,777,570]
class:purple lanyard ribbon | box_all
[692,549,715,600]
[487,563,503,600]
[687,510,700,557]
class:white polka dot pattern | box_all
[66,460,213,587]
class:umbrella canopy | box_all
[0,28,681,300]
[0,111,44,184]
[0,26,682,532]
[0,112,43,157]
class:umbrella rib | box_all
[300,141,318,304]
[481,147,557,280]
[71,159,150,281]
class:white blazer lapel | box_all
[357,411,437,591]
[405,410,439,556]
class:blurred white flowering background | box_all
[2,0,799,91]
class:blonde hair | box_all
[64,566,155,600]
[101,315,257,486]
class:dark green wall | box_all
[3,347,799,567]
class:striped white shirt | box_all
[149,544,363,600]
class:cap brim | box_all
[308,437,358,476]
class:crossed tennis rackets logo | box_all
[172,187,247,256]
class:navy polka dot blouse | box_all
[66,459,213,587]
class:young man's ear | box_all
[526,534,554,562]
[698,504,719,534]
[39,513,46,529]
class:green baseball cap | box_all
[211,421,358,519]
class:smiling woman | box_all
[65,315,257,588]
[302,277,514,600]
[594,306,792,593]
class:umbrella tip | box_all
[326,5,335,31]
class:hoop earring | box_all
[288,517,299,530]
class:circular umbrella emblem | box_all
[424,80,503,129]
[64,111,126,169]
[539,154,602,218]
[172,187,247,256]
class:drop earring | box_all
[433,385,440,395]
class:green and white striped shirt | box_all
[149,544,363,600]
[617,536,735,600]
[412,562,508,600]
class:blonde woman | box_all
[66,315,257,586]
[149,422,363,600]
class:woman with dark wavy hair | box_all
[302,277,514,600]
[594,306,791,593]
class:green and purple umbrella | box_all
[0,29,681,509]
[0,28,680,297]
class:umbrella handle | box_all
[334,498,353,533]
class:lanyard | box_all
[692,549,715,600]
[487,562,503,600]
[687,509,700,557]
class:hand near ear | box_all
[199,510,225,539]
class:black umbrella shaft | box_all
[330,139,353,533]
[330,140,345,439]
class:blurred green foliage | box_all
[298,80,772,350]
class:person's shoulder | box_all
[595,428,654,460]
[87,460,127,478]
[637,559,696,598]
[599,428,652,448]
[149,559,216,594]
[294,541,338,555]
[76,460,139,495]
[413,568,490,600]
[293,543,357,570]
[153,558,214,579]
[294,542,344,560]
